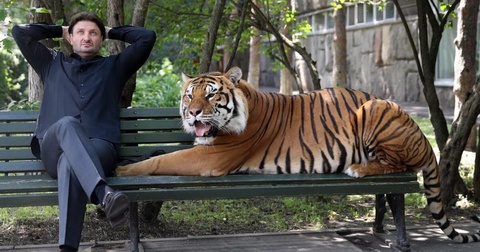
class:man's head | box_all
[68,12,106,58]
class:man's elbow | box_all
[145,30,157,50]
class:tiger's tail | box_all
[422,160,480,242]
[355,99,480,242]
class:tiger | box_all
[116,66,480,243]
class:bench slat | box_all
[0,111,39,121]
[0,173,419,193]
[107,173,419,188]
[0,194,58,207]
[0,149,36,160]
[119,108,180,118]
[120,132,194,144]
[120,119,183,131]
[0,161,44,173]
[123,182,420,202]
[0,136,32,147]
[0,181,419,208]
[0,122,36,133]
[118,145,193,157]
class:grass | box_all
[158,196,378,233]
[1,116,478,243]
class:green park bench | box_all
[0,108,421,251]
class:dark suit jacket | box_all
[12,24,156,158]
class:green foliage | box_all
[4,99,40,111]
[146,0,238,74]
[331,1,388,11]
[0,49,28,110]
[132,58,183,108]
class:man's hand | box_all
[62,26,71,43]
[105,27,111,39]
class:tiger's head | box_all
[180,67,249,145]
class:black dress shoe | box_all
[102,191,130,228]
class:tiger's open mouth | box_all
[194,121,217,137]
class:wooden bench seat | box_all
[0,108,421,252]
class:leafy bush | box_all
[132,58,183,108]
[0,49,28,110]
[4,99,40,111]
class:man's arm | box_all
[107,26,156,78]
[12,24,63,75]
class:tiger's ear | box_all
[225,67,242,86]
[181,73,191,82]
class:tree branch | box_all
[200,0,226,73]
[226,1,249,71]
[248,0,321,90]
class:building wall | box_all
[259,1,456,109]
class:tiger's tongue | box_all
[195,121,212,137]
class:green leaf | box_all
[1,38,15,52]
[440,3,449,12]
[31,7,51,14]
[0,9,7,21]
[55,19,64,25]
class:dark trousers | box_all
[37,116,118,249]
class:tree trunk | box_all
[279,3,293,95]
[332,6,347,88]
[107,0,125,55]
[132,0,149,27]
[453,0,479,151]
[440,0,480,205]
[119,0,151,108]
[247,26,261,89]
[475,106,480,201]
[28,0,58,102]
[107,0,128,108]
[440,77,480,206]
[247,1,260,89]
[200,0,226,73]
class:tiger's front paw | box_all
[344,164,366,178]
[115,164,137,176]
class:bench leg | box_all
[129,202,140,252]
[374,194,387,233]
[386,193,410,251]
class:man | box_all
[12,12,156,252]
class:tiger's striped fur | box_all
[116,67,480,243]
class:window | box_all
[313,13,325,32]
[297,1,398,34]
[436,19,480,84]
[347,5,355,26]
[436,24,456,81]
[357,3,365,24]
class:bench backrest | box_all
[0,108,195,174]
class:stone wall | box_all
[259,19,455,109]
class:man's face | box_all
[69,21,103,58]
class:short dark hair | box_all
[68,12,106,40]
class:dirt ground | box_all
[1,198,479,248]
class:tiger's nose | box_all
[189,108,202,116]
